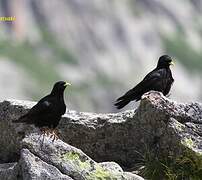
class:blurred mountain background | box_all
[0,0,201,113]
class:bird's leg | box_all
[41,131,45,150]
[38,127,51,148]
[38,127,50,139]
[38,128,45,141]
[50,129,59,142]
[44,128,51,136]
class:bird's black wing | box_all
[115,68,167,109]
[14,95,54,123]
[28,97,53,116]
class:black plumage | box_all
[114,55,174,109]
[13,81,71,139]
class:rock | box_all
[99,162,123,173]
[0,100,36,163]
[21,133,133,180]
[0,91,202,171]
[99,162,144,180]
[123,172,145,180]
[0,162,19,180]
[0,134,144,180]
[19,148,72,180]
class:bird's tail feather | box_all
[114,99,130,109]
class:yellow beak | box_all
[64,82,71,86]
[170,61,175,66]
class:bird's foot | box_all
[40,127,51,136]
[50,129,59,142]
[39,128,51,149]
[38,128,49,141]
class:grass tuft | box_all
[135,147,202,180]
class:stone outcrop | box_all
[0,133,144,180]
[19,148,73,180]
[0,91,201,179]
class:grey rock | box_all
[22,133,131,180]
[0,100,36,163]
[123,172,145,180]
[19,148,72,180]
[0,162,19,180]
[99,162,123,173]
[0,91,202,169]
[98,162,144,180]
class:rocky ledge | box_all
[0,91,201,179]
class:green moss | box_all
[87,164,117,180]
[62,151,80,161]
[182,137,195,149]
[173,121,185,132]
[62,152,91,170]
[62,152,119,180]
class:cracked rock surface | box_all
[19,148,73,180]
[0,134,144,180]
[0,91,201,179]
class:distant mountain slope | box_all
[0,0,201,112]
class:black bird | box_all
[115,55,174,109]
[13,81,71,141]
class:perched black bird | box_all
[13,81,71,140]
[115,55,174,109]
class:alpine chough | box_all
[13,81,71,141]
[115,55,174,109]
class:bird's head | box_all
[51,81,71,95]
[157,55,174,68]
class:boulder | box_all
[0,100,36,163]
[0,91,202,178]
[19,148,72,180]
[21,133,137,180]
[99,162,144,180]
[0,134,144,180]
